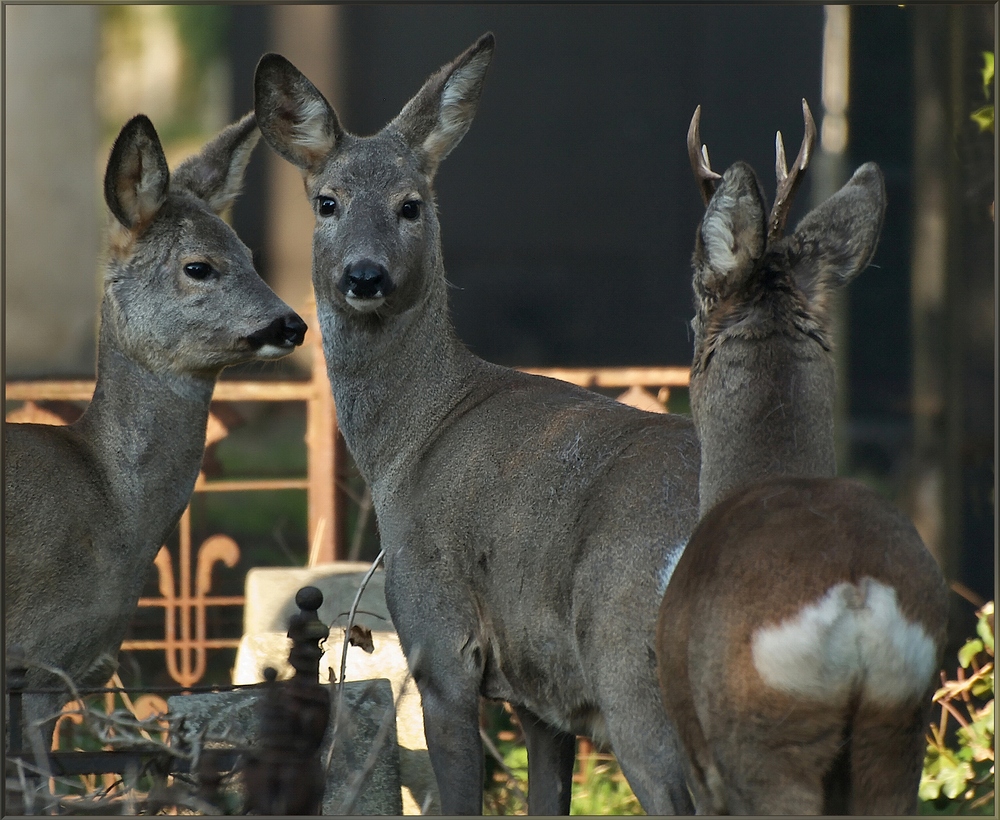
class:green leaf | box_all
[976,606,995,653]
[960,638,986,668]
[941,756,976,799]
[970,674,993,698]
[970,106,995,134]
[919,774,942,802]
[981,52,995,98]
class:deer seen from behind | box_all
[5,113,307,751]
[255,34,702,815]
[656,103,949,815]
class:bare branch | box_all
[326,548,387,772]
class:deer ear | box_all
[170,113,260,216]
[694,162,767,294]
[104,115,170,231]
[391,32,495,178]
[788,162,886,304]
[254,53,343,174]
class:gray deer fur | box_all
[657,112,948,814]
[255,34,700,814]
[5,113,306,750]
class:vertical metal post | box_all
[307,330,343,563]
[244,586,330,815]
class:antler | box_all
[767,98,816,243]
[688,105,722,206]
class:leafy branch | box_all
[920,601,995,813]
[970,52,994,134]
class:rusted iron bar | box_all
[136,596,244,608]
[120,638,242,651]
[7,683,260,696]
[307,345,340,564]
[519,365,691,388]
[29,749,244,777]
[194,478,310,492]
[4,379,319,402]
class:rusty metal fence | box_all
[5,336,689,693]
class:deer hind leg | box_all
[706,694,849,815]
[846,697,931,815]
[511,704,576,815]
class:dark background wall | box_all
[230,4,994,610]
[337,4,825,369]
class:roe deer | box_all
[655,103,949,814]
[255,34,700,814]
[5,113,307,750]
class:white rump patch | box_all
[656,539,687,597]
[751,579,938,705]
[701,196,739,274]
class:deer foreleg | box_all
[512,704,576,815]
[420,683,485,814]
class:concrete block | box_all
[168,678,402,815]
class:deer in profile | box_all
[656,103,949,815]
[5,113,307,750]
[255,34,701,814]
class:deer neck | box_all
[74,314,216,546]
[318,275,478,485]
[693,337,837,516]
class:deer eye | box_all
[316,196,338,217]
[183,262,214,280]
[399,200,421,221]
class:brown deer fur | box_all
[656,116,948,814]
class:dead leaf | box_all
[348,624,375,654]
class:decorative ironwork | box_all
[6,346,690,693]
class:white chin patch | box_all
[254,343,293,360]
[345,294,385,313]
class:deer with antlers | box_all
[655,102,949,814]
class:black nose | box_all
[339,260,394,299]
[280,313,308,346]
[249,313,308,348]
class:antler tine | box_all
[688,105,722,206]
[767,98,817,243]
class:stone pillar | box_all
[5,6,101,377]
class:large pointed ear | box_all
[787,162,886,306]
[254,53,343,174]
[170,112,260,216]
[103,114,170,231]
[693,161,768,299]
[391,32,495,178]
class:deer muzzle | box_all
[338,260,396,311]
[246,312,308,357]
